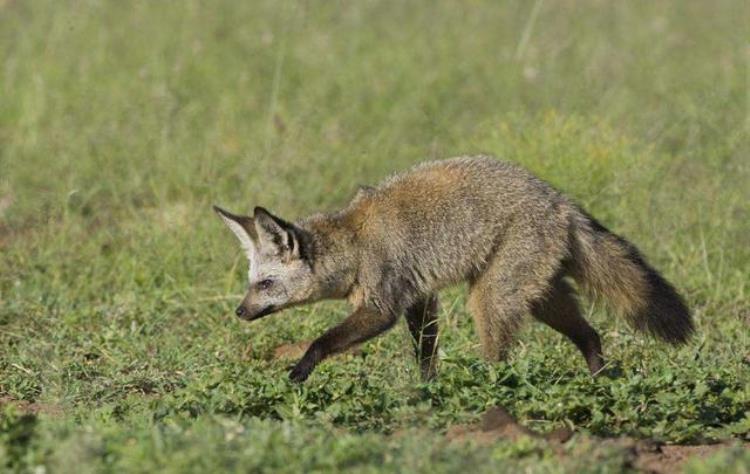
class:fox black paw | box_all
[289,360,314,383]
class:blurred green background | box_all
[0,1,748,472]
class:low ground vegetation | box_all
[1,1,747,472]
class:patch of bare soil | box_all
[0,396,64,417]
[634,443,747,474]
[446,406,572,446]
[271,340,362,361]
[272,341,312,361]
[446,405,747,474]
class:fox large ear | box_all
[253,207,306,259]
[213,205,258,262]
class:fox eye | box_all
[257,279,274,290]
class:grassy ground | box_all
[1,0,748,472]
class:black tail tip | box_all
[644,284,695,345]
[648,314,695,345]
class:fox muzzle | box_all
[235,304,276,321]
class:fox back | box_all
[301,157,574,314]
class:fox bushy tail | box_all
[569,210,693,344]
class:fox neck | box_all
[299,216,361,301]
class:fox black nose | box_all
[235,306,246,317]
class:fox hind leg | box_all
[404,294,440,381]
[466,225,569,363]
[466,277,528,362]
[466,261,545,362]
[531,276,604,375]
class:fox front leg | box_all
[289,306,398,383]
[404,294,440,381]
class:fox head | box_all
[214,205,316,321]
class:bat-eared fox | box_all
[214,156,693,383]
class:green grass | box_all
[1,0,748,472]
